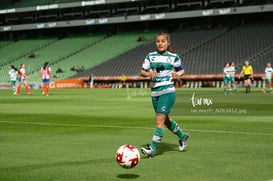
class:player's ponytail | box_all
[11,65,18,71]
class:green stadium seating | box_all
[0,34,106,83]
[40,31,157,81]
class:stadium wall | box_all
[0,73,271,89]
[62,73,269,89]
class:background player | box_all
[140,33,189,158]
[16,63,33,95]
[239,60,253,93]
[229,62,237,91]
[39,62,53,96]
[8,65,18,95]
[262,62,273,93]
[223,62,232,95]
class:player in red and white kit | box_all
[16,63,33,95]
[39,62,53,96]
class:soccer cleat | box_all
[28,92,33,95]
[179,133,190,151]
[141,144,154,158]
[262,89,266,94]
[13,92,17,95]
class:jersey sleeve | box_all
[142,54,151,72]
[174,55,184,71]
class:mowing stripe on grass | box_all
[1,120,273,136]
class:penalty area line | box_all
[0,120,273,136]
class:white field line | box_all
[0,120,273,136]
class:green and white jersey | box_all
[223,67,230,78]
[142,51,183,97]
[9,69,18,81]
[229,66,235,77]
[265,67,273,79]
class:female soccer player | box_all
[239,60,253,93]
[8,65,18,95]
[229,62,237,91]
[140,33,189,158]
[39,62,53,96]
[16,63,33,95]
[223,62,232,95]
[262,62,273,93]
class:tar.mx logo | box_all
[191,92,213,107]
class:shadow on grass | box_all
[117,174,140,179]
[140,142,179,158]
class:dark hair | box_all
[10,65,18,71]
[43,62,49,69]
[224,62,229,68]
[156,32,176,53]
[244,60,251,66]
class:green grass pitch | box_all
[0,88,273,181]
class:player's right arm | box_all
[22,72,30,79]
[141,54,156,78]
[238,68,244,79]
[141,69,156,78]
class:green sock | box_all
[167,120,185,140]
[151,127,164,152]
[224,88,227,93]
[228,88,232,94]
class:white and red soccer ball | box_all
[116,144,140,169]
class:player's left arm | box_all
[39,69,42,80]
[172,65,184,78]
[172,56,184,78]
[24,73,30,79]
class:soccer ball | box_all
[116,144,140,169]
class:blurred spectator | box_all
[76,66,81,72]
[70,66,76,71]
[29,52,35,58]
[89,73,94,89]
[120,74,127,88]
[56,68,64,74]
[137,36,145,42]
